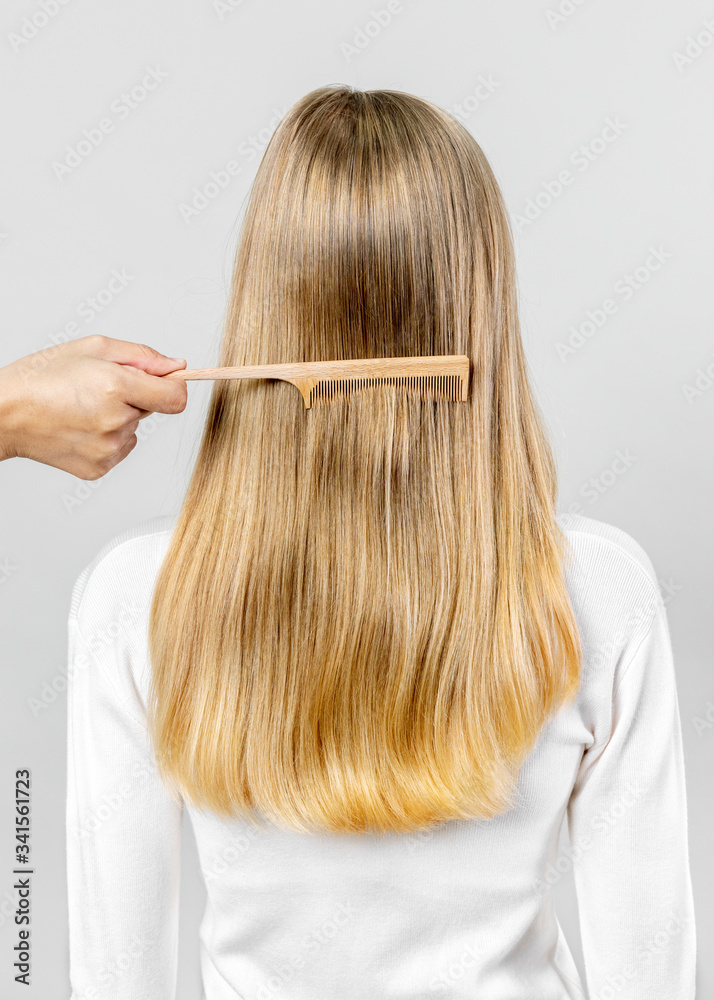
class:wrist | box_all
[0,365,23,462]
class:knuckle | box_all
[96,410,123,435]
[99,371,122,400]
[108,434,137,471]
[82,333,109,353]
[87,431,118,465]
[90,442,114,469]
[77,450,108,480]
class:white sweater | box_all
[65,512,696,1000]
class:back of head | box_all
[148,85,581,835]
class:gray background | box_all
[0,0,712,996]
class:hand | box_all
[0,334,188,480]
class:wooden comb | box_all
[165,355,470,409]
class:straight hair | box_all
[147,85,581,835]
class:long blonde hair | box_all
[148,85,581,835]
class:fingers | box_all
[107,430,139,472]
[111,362,188,416]
[75,334,187,377]
[1,335,190,479]
[49,412,142,481]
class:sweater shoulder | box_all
[69,514,177,631]
[555,511,665,657]
[70,510,663,625]
[556,511,661,594]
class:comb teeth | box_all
[309,374,463,407]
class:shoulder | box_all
[70,514,177,636]
[67,515,178,719]
[556,511,661,594]
[555,511,665,664]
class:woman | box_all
[65,85,695,999]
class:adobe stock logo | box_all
[514,117,628,231]
[51,66,169,180]
[544,0,591,31]
[672,16,714,73]
[565,449,638,514]
[7,0,73,53]
[554,246,673,361]
[450,76,502,123]
[340,1,414,61]
[177,107,285,224]
[0,557,18,586]
[681,354,714,404]
[213,0,249,19]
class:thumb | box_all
[78,335,187,376]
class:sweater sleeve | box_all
[566,591,696,999]
[66,609,183,1000]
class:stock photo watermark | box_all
[658,577,682,606]
[340,0,417,61]
[429,936,484,992]
[60,466,115,515]
[7,0,73,53]
[691,700,714,738]
[564,448,638,512]
[515,116,628,232]
[213,0,249,20]
[545,0,591,31]
[58,410,169,515]
[255,900,356,1000]
[0,556,18,585]
[450,75,501,123]
[681,353,714,404]
[12,769,33,985]
[51,66,168,180]
[71,756,156,841]
[18,268,136,384]
[201,822,261,883]
[13,270,136,398]
[590,909,690,1000]
[532,780,644,896]
[71,932,151,1000]
[177,106,285,223]
[672,15,714,73]
[555,246,673,361]
[27,599,143,717]
[45,268,134,344]
[586,586,668,672]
